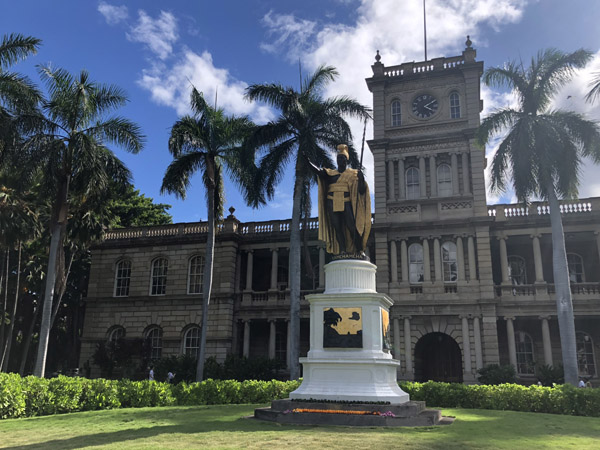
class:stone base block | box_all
[254,399,447,427]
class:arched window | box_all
[567,253,585,283]
[188,256,205,294]
[441,241,457,282]
[450,91,460,119]
[515,331,535,375]
[150,258,168,296]
[107,326,125,342]
[406,167,420,199]
[408,243,424,284]
[145,326,163,359]
[183,326,201,356]
[114,259,131,297]
[437,163,452,197]
[576,332,596,377]
[391,100,401,127]
[508,256,527,285]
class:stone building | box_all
[80,41,600,384]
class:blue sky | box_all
[2,0,600,223]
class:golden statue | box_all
[309,144,371,256]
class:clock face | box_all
[412,94,439,119]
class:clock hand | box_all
[424,100,436,108]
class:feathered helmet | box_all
[337,144,349,160]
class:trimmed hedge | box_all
[0,373,300,419]
[2,373,600,420]
[400,381,600,417]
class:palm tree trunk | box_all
[0,250,9,362]
[2,242,21,371]
[51,250,75,326]
[547,184,579,385]
[288,171,304,380]
[196,182,216,382]
[19,299,40,375]
[33,222,61,377]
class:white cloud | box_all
[138,49,273,122]
[97,1,128,25]
[126,10,178,60]
[261,11,318,61]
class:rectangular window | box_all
[151,259,168,296]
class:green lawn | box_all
[1,405,598,449]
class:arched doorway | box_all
[414,332,463,383]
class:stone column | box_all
[595,231,600,269]
[532,234,545,282]
[505,317,517,369]
[390,240,398,283]
[400,239,408,283]
[398,158,406,200]
[429,154,437,197]
[473,316,483,370]
[433,237,442,282]
[461,152,470,195]
[268,320,277,360]
[498,237,509,283]
[270,248,278,290]
[456,236,465,281]
[243,320,251,358]
[387,159,395,200]
[403,316,413,376]
[286,319,291,368]
[245,250,254,291]
[461,315,473,375]
[419,155,427,198]
[540,316,553,366]
[467,236,477,281]
[451,152,460,195]
[422,238,431,282]
[393,318,402,366]
[318,247,325,288]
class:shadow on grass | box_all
[4,406,600,450]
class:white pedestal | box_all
[290,260,409,404]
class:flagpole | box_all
[423,0,428,61]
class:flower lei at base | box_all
[288,408,396,417]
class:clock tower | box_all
[365,38,500,381]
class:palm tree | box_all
[586,71,600,104]
[0,33,41,166]
[23,66,144,377]
[161,87,254,381]
[245,65,370,380]
[477,48,600,385]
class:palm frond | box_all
[161,151,207,199]
[0,33,41,69]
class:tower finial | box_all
[375,50,381,63]
[465,35,473,49]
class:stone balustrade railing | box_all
[382,55,466,78]
[495,282,600,297]
[487,198,598,220]
[104,217,320,241]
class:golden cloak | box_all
[317,167,371,255]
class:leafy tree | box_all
[477,48,600,385]
[244,65,370,379]
[161,87,254,381]
[108,183,172,228]
[22,67,144,377]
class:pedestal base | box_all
[291,358,409,404]
[254,399,449,427]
